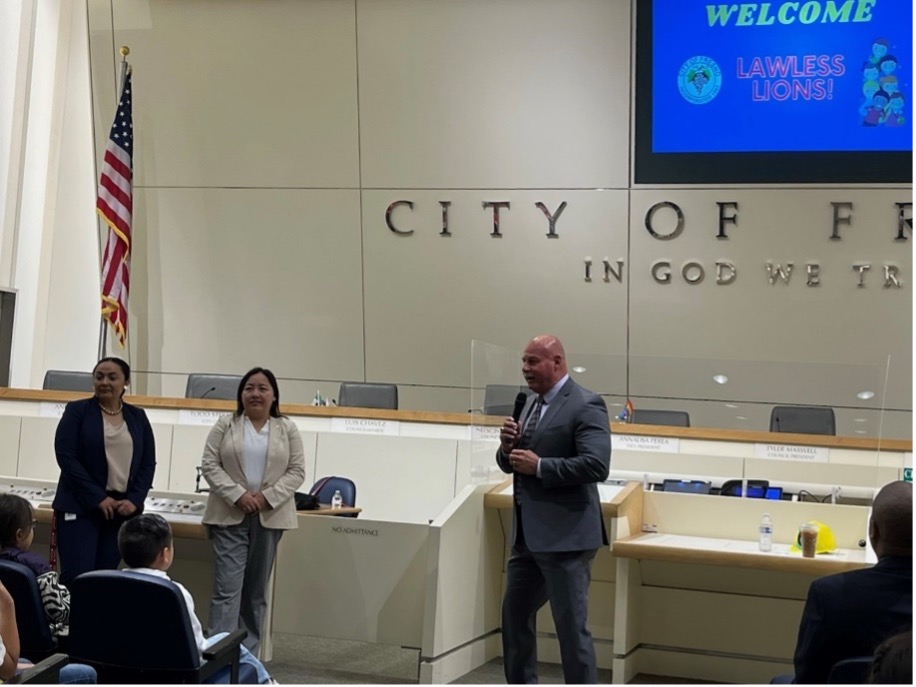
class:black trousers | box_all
[55,504,128,586]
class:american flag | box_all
[97,69,133,347]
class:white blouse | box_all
[241,416,269,493]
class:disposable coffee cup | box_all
[800,523,818,558]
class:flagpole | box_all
[97,46,131,362]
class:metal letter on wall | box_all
[884,264,902,288]
[439,201,451,237]
[584,257,592,282]
[715,261,737,285]
[681,261,705,284]
[651,260,672,283]
[645,202,685,240]
[386,200,414,235]
[482,201,510,237]
[806,263,821,286]
[603,259,624,283]
[716,202,738,239]
[853,263,871,287]
[765,262,794,285]
[895,202,912,241]
[535,201,567,238]
[830,202,853,240]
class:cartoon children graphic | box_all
[879,55,898,76]
[885,93,906,126]
[860,80,881,119]
[870,39,890,64]
[861,40,905,127]
[863,90,890,126]
[863,62,880,82]
[879,75,898,96]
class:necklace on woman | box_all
[99,401,123,416]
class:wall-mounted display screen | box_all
[634,0,913,183]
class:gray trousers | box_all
[208,514,283,655]
[502,539,599,684]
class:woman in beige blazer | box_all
[201,367,305,654]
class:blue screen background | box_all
[652,0,913,152]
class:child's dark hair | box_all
[0,494,34,548]
[118,513,172,568]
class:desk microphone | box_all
[200,386,217,399]
[512,392,528,422]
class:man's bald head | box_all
[522,335,568,395]
[870,480,912,558]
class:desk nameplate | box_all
[754,443,829,462]
[613,435,680,453]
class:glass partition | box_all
[467,340,906,503]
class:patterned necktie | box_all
[517,396,543,450]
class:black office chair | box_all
[309,476,358,518]
[41,371,93,393]
[0,561,57,661]
[185,374,242,400]
[770,405,836,435]
[8,654,70,684]
[69,570,246,683]
[827,656,873,683]
[337,382,398,409]
[630,409,691,427]
[483,385,530,416]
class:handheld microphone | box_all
[512,392,528,422]
[200,386,217,399]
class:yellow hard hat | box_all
[790,520,838,554]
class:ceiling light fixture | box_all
[572,366,586,373]
[725,403,739,409]
[713,374,728,384]
[857,390,875,400]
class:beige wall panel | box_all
[357,0,630,189]
[131,189,365,390]
[0,416,21,476]
[18,418,58,480]
[109,0,358,188]
[628,189,912,412]
[362,190,628,392]
[642,586,802,658]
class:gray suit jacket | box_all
[496,378,611,552]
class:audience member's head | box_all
[868,481,912,558]
[118,513,173,570]
[869,630,912,684]
[0,493,34,549]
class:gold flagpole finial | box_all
[120,45,130,60]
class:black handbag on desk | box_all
[294,492,319,511]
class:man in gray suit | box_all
[497,334,611,684]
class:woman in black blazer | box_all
[52,357,156,585]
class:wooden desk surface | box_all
[483,478,641,518]
[34,503,207,539]
[1,387,907,451]
[613,532,872,575]
[298,505,362,517]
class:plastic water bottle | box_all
[759,513,773,552]
[331,489,343,510]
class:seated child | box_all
[0,494,70,636]
[0,578,96,683]
[118,514,275,684]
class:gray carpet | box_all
[266,633,711,684]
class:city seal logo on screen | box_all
[678,56,723,104]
